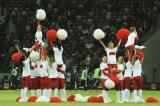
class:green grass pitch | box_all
[0,90,159,106]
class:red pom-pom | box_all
[28,96,38,102]
[50,97,61,103]
[87,96,104,103]
[11,51,22,62]
[67,95,75,102]
[110,76,119,84]
[46,29,57,41]
[87,97,95,102]
[136,50,144,63]
[146,97,158,103]
[116,28,130,41]
[16,97,21,102]
[96,96,104,103]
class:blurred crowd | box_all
[0,0,160,73]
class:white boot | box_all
[131,90,138,103]
[116,91,121,103]
[120,90,125,103]
[138,90,145,103]
[60,89,67,101]
[124,89,130,102]
[102,90,111,103]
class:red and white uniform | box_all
[30,62,35,89]
[35,30,43,46]
[48,62,58,78]
[39,60,48,77]
[22,58,31,77]
[57,64,66,89]
[132,60,142,77]
[105,47,117,72]
[115,63,124,91]
[100,62,110,90]
[124,61,132,78]
[105,48,117,64]
[124,61,132,90]
[22,58,31,88]
[53,47,64,64]
[132,59,143,90]
[48,62,59,89]
[30,62,37,78]
[117,63,124,80]
[100,63,110,80]
[58,64,66,78]
[125,32,138,48]
[34,61,41,77]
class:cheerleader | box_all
[47,57,59,98]
[20,55,31,102]
[100,56,112,103]
[131,55,145,103]
[22,48,42,97]
[125,27,145,60]
[123,61,132,102]
[99,39,121,74]
[50,40,67,101]
[30,62,36,96]
[39,55,49,97]
[114,56,125,103]
[35,61,42,97]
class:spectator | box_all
[80,66,89,91]
[10,67,19,90]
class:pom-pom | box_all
[36,9,46,20]
[11,51,22,62]
[146,97,158,103]
[46,29,57,41]
[110,76,119,84]
[93,29,105,40]
[50,97,61,103]
[57,29,68,40]
[87,97,95,102]
[74,94,87,102]
[16,97,21,102]
[36,96,49,102]
[96,96,104,103]
[28,96,38,102]
[104,79,115,89]
[29,51,39,62]
[116,28,130,41]
[67,95,75,102]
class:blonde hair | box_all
[118,56,125,64]
[130,27,136,32]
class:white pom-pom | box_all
[29,51,39,62]
[36,9,46,20]
[104,79,115,89]
[74,94,88,102]
[57,29,68,40]
[19,97,29,102]
[93,29,105,40]
[36,96,49,102]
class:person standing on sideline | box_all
[93,67,101,89]
[81,66,88,91]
